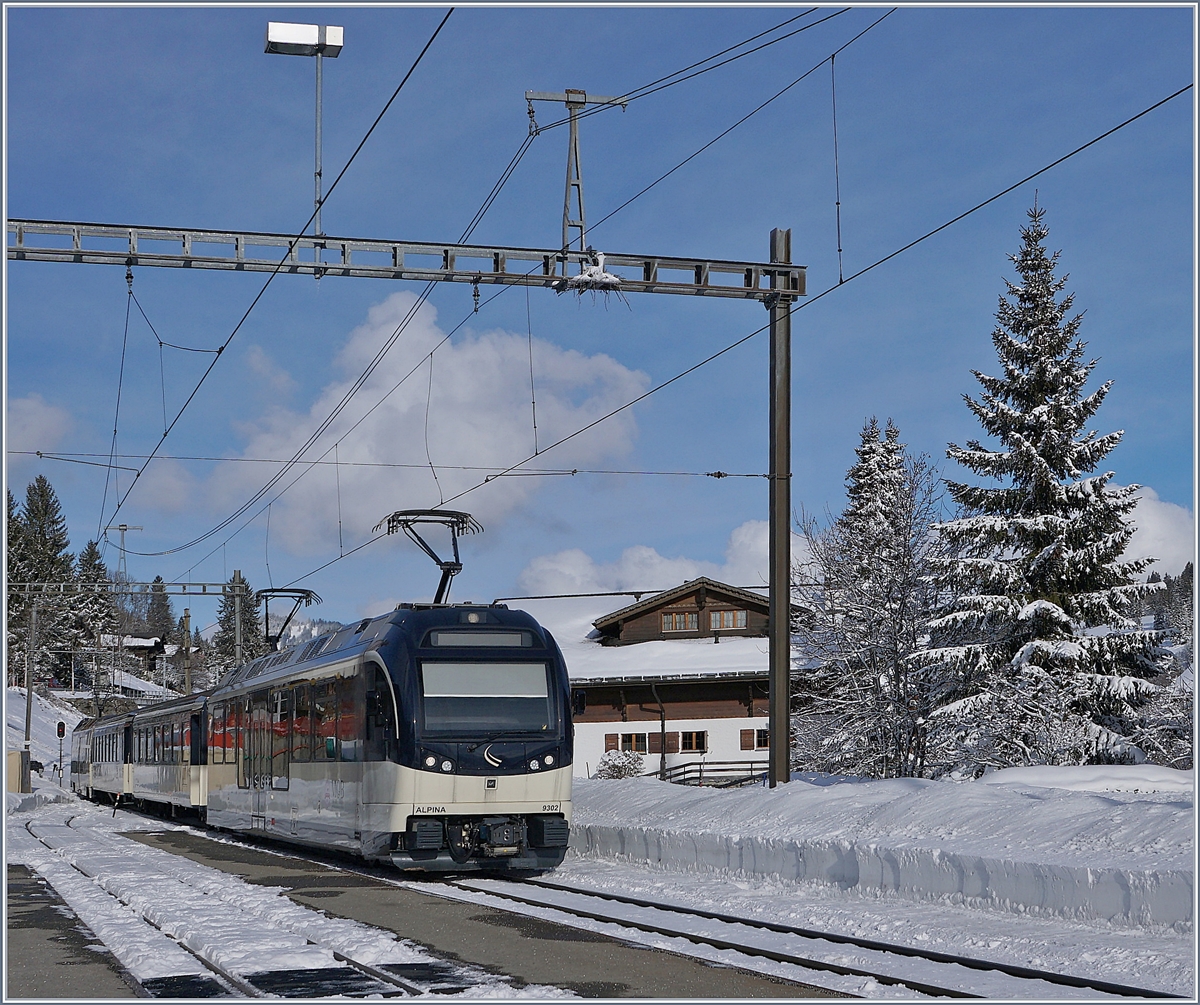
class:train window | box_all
[419,662,551,735]
[427,631,530,648]
[292,686,311,762]
[365,668,397,762]
[236,701,249,788]
[209,704,224,764]
[313,685,337,761]
[337,681,360,762]
[271,690,290,789]
[182,719,191,762]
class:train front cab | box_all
[373,607,574,873]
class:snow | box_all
[569,770,1194,927]
[6,668,1192,998]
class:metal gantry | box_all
[6,220,804,299]
[8,218,803,786]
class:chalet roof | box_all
[592,577,769,631]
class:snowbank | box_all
[5,687,85,807]
[569,769,1194,928]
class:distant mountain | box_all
[267,613,345,647]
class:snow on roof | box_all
[98,634,161,649]
[107,667,179,699]
[516,596,768,683]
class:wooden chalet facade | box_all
[591,577,770,645]
[542,578,776,784]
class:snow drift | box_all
[569,770,1193,928]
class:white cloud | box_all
[210,291,650,554]
[134,458,197,514]
[244,345,297,396]
[518,519,807,594]
[1125,486,1194,576]
[6,393,72,453]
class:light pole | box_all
[265,22,344,241]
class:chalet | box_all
[591,577,770,644]
[520,578,778,785]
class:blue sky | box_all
[5,5,1194,630]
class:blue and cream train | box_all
[71,602,575,872]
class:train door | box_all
[250,693,270,822]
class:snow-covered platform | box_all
[570,767,1194,928]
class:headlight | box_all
[424,754,437,768]
[440,759,454,772]
[543,753,555,766]
[529,759,540,771]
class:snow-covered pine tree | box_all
[793,418,946,777]
[211,574,268,673]
[925,205,1174,771]
[73,540,119,690]
[7,489,30,686]
[12,476,77,687]
[147,575,177,644]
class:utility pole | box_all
[182,608,192,694]
[265,22,343,246]
[232,570,244,665]
[525,89,628,271]
[767,228,792,788]
[22,604,38,793]
[105,524,142,581]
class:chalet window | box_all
[681,730,707,753]
[621,733,648,753]
[661,612,698,632]
[709,610,747,630]
[741,728,769,750]
[648,732,679,754]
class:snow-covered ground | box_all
[6,687,1194,998]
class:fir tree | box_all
[10,476,76,687]
[793,419,947,777]
[147,576,177,644]
[926,205,1172,771]
[75,541,118,636]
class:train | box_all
[71,601,576,873]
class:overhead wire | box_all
[441,81,1197,509]
[268,79,1194,591]
[97,8,455,543]
[159,8,901,579]
[15,451,767,479]
[96,270,133,543]
[115,8,850,563]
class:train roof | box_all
[210,602,547,696]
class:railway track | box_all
[436,876,1186,1001]
[32,807,1187,1000]
[23,816,495,998]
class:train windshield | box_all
[420,661,551,734]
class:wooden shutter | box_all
[665,732,679,754]
[648,732,661,754]
[740,729,754,750]
[604,733,618,752]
